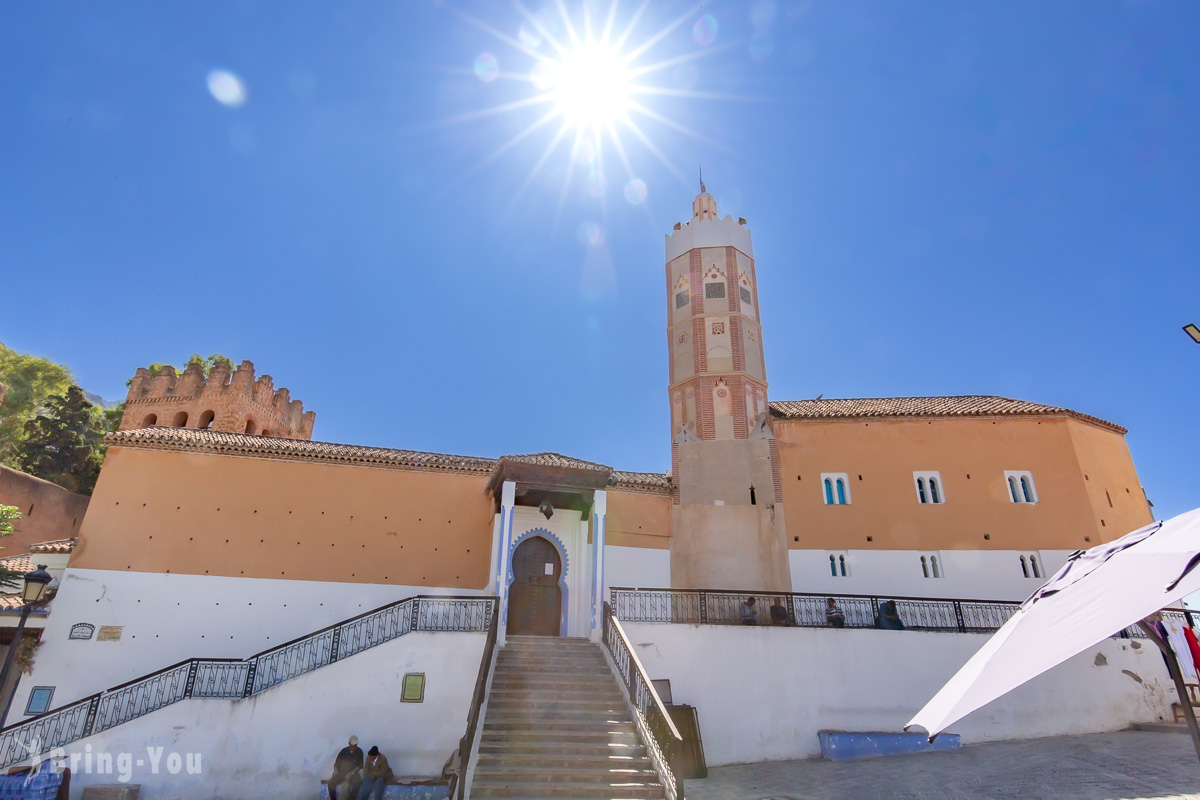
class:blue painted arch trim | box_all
[507,528,570,637]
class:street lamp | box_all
[1184,324,1200,344]
[0,566,52,698]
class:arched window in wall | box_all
[920,552,944,579]
[828,552,849,577]
[914,471,945,504]
[920,556,929,578]
[1030,554,1041,578]
[931,555,941,578]
[172,411,188,428]
[245,419,257,435]
[1021,552,1044,579]
[838,555,847,577]
[198,410,215,430]
[829,554,837,576]
[822,473,851,505]
[1006,471,1038,504]
[141,413,157,427]
[1020,555,1029,578]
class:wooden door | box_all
[507,536,563,636]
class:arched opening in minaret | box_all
[749,486,757,505]
[172,411,188,428]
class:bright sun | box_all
[547,44,632,128]
[452,2,730,212]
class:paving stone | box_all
[684,731,1200,800]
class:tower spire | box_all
[699,165,704,194]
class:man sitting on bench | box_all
[328,735,364,800]
[358,746,393,800]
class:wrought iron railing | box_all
[610,586,1020,633]
[603,602,683,800]
[0,595,494,770]
[611,587,1198,639]
[456,597,500,799]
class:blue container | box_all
[817,731,962,760]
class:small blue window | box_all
[838,555,847,577]
[25,687,54,716]
[829,555,837,576]
[1009,477,1020,503]
[1021,476,1034,503]
[929,478,941,504]
[824,478,834,505]
[917,478,927,503]
[836,479,847,505]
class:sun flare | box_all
[546,43,632,129]
[450,1,738,214]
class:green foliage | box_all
[126,353,233,386]
[0,506,23,590]
[16,386,105,495]
[0,343,74,469]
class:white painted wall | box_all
[603,545,671,598]
[789,549,1074,602]
[30,630,484,800]
[7,569,484,727]
[623,622,1173,767]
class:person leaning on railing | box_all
[878,600,906,631]
[740,596,758,625]
[826,598,846,628]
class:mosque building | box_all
[0,186,1166,798]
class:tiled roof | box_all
[0,554,36,575]
[769,396,1125,433]
[30,538,77,554]
[498,453,613,472]
[107,429,670,490]
[0,593,50,614]
[611,471,672,494]
[107,428,499,476]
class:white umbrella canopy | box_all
[907,507,1200,739]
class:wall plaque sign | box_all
[68,623,95,641]
[96,626,123,641]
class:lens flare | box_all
[749,33,774,62]
[693,14,718,46]
[623,178,647,205]
[474,53,499,82]
[206,69,247,108]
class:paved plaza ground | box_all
[685,730,1200,800]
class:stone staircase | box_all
[471,635,667,800]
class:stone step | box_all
[476,752,655,770]
[488,696,629,710]
[483,717,635,732]
[470,778,665,799]
[479,738,647,755]
[481,723,641,739]
[473,765,662,784]
[495,655,610,666]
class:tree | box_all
[125,353,233,387]
[0,506,24,590]
[0,344,74,469]
[16,386,105,495]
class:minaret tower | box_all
[664,183,791,591]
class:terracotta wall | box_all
[775,416,1150,552]
[73,447,495,588]
[0,465,89,553]
[605,491,671,549]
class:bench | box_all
[0,769,65,800]
[1172,682,1200,724]
[319,777,450,800]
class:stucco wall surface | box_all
[74,447,494,587]
[623,623,1173,767]
[788,548,1074,602]
[6,569,483,727]
[603,545,671,597]
[43,630,483,800]
[775,416,1148,553]
[0,466,88,553]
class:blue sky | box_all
[2,1,1198,521]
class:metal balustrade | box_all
[611,587,1197,637]
[603,602,683,800]
[0,595,494,770]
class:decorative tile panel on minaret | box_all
[665,184,791,592]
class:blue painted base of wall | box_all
[320,781,449,800]
[818,731,962,761]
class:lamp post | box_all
[0,566,53,699]
[1184,323,1200,344]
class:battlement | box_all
[120,359,315,440]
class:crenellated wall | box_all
[119,360,315,439]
